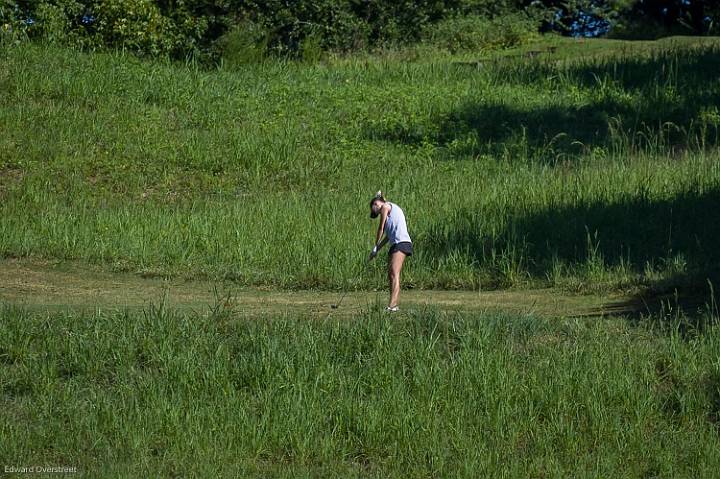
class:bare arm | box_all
[369,204,390,261]
[374,204,390,249]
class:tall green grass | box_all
[1,40,720,290]
[1,304,719,477]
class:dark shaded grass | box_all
[424,184,720,288]
[371,45,720,162]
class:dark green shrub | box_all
[2,0,540,58]
[299,30,324,63]
[1,1,26,45]
[215,20,268,67]
[426,12,539,53]
[91,0,178,56]
[33,1,80,43]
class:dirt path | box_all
[0,259,629,317]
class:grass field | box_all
[2,35,720,477]
[2,37,720,292]
[2,304,719,477]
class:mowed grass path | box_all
[1,38,720,291]
[0,259,614,317]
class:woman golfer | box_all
[368,191,413,312]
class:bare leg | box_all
[388,251,406,308]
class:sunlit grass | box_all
[1,304,719,477]
[1,39,719,290]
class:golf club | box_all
[330,256,373,310]
[330,290,348,310]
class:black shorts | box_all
[388,242,413,257]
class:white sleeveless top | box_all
[385,202,412,245]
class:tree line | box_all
[1,1,717,61]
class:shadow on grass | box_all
[419,185,720,323]
[368,45,720,161]
[545,43,720,92]
[599,267,720,327]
